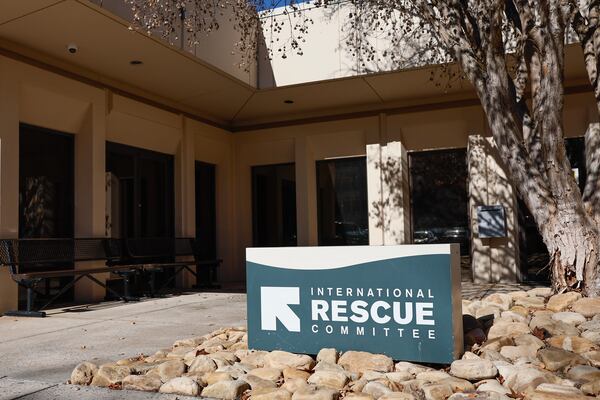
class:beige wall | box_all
[90,0,257,86]
[0,54,233,312]
[1,49,600,313]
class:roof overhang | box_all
[0,0,592,132]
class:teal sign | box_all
[246,245,463,364]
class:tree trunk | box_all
[540,204,600,296]
[415,0,600,296]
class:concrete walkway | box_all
[0,292,246,385]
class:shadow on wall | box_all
[370,151,404,241]
[468,136,519,284]
[257,27,276,88]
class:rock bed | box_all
[70,288,600,399]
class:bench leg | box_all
[117,271,139,302]
[148,270,157,297]
[154,266,184,295]
[83,274,126,303]
[3,280,46,318]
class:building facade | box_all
[0,1,597,313]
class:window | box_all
[106,142,174,239]
[409,149,469,255]
[252,163,297,247]
[317,157,369,246]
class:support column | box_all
[367,141,411,245]
[74,94,107,303]
[468,135,520,283]
[175,117,196,287]
[295,136,318,246]
[0,59,19,313]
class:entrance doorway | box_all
[19,124,74,305]
[316,157,369,246]
[409,149,470,278]
[252,163,297,247]
[105,142,175,293]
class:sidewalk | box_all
[0,377,205,400]
[0,292,247,384]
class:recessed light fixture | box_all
[283,99,294,104]
[130,60,143,66]
[67,43,78,54]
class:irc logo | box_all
[260,286,301,332]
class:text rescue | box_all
[309,287,437,339]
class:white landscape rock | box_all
[307,369,348,390]
[292,387,340,400]
[499,345,538,361]
[546,292,582,312]
[571,298,600,318]
[70,294,600,400]
[421,382,454,400]
[90,364,131,387]
[122,374,162,392]
[450,359,498,380]
[201,379,250,399]
[338,351,394,373]
[482,293,513,311]
[362,381,393,399]
[159,377,200,396]
[317,348,339,364]
[498,365,559,393]
[487,321,531,339]
[552,312,587,325]
[264,351,315,371]
[188,354,218,373]
[251,388,293,400]
[70,362,98,385]
[249,367,283,383]
[476,379,510,394]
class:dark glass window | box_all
[252,163,297,247]
[19,125,74,239]
[106,142,174,239]
[409,149,469,255]
[317,157,369,246]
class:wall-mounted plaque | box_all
[477,205,507,238]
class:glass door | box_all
[252,163,297,247]
[106,142,175,292]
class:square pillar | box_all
[468,135,520,283]
[295,136,318,246]
[367,141,411,245]
[175,117,196,287]
[74,97,108,303]
[0,60,19,313]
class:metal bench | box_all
[122,238,222,294]
[0,238,140,317]
[0,237,223,317]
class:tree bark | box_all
[425,0,600,296]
